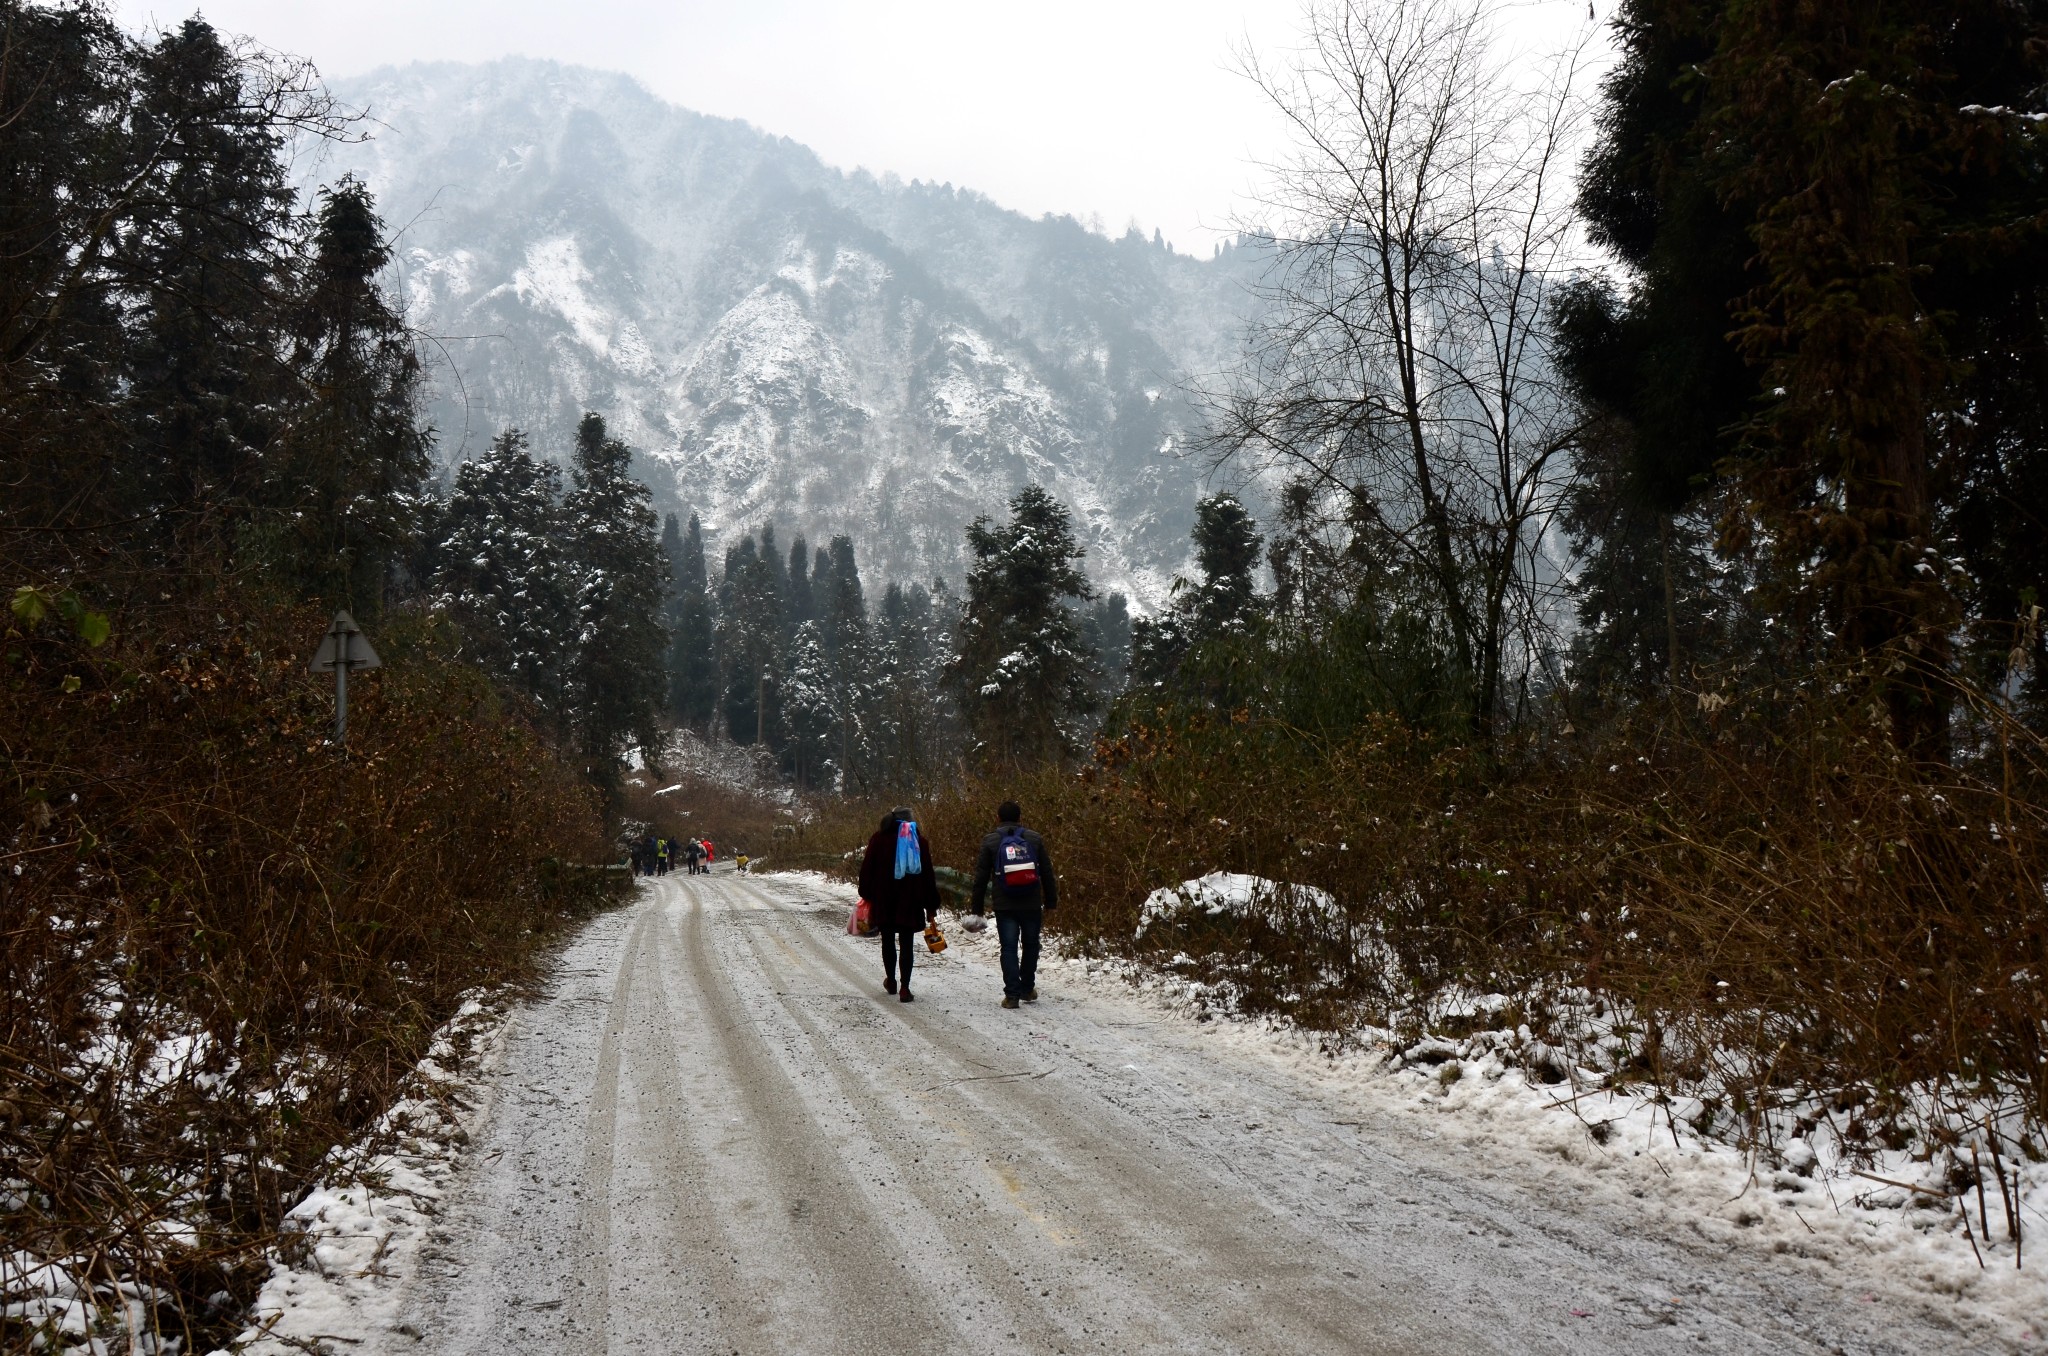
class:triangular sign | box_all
[310,610,382,673]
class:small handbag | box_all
[923,924,948,953]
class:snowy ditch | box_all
[210,994,513,1356]
[5,990,512,1356]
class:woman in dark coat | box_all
[857,806,940,1002]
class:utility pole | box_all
[309,610,382,747]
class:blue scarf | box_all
[893,819,922,880]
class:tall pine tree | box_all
[1574,0,2048,746]
[123,18,299,549]
[563,412,669,782]
[1132,494,1264,690]
[665,514,721,731]
[780,620,840,788]
[953,485,1098,766]
[718,533,784,745]
[787,535,814,629]
[265,176,432,617]
[435,429,576,724]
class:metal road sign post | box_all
[309,609,382,747]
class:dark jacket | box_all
[857,818,941,932]
[970,823,1058,915]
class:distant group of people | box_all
[856,800,1056,1009]
[633,834,712,876]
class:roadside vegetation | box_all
[1,9,639,1349]
[797,0,2048,1183]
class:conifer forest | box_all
[5,0,2048,1351]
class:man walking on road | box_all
[970,800,1057,1009]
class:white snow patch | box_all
[512,236,654,377]
[1135,872,1339,937]
[214,994,514,1356]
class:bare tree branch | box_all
[1205,0,1596,742]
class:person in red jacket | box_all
[857,807,940,1002]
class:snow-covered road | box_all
[390,872,1967,1355]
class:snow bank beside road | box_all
[213,995,513,1356]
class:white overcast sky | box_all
[111,0,1608,256]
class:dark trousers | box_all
[880,929,917,985]
[996,909,1042,998]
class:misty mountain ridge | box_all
[303,58,1267,605]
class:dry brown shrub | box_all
[853,684,2046,1147]
[1,591,619,1349]
[1559,685,2048,1143]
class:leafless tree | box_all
[1211,0,1597,741]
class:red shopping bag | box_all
[847,898,873,936]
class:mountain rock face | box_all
[306,60,1264,602]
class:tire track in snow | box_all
[565,902,650,1349]
[724,877,1434,1355]
[707,880,1105,1354]
[673,876,959,1355]
[602,887,777,1354]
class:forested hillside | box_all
[304,59,1269,601]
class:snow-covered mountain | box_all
[304,60,1265,603]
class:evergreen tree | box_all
[871,581,941,789]
[1553,280,1735,704]
[811,544,836,637]
[1132,494,1263,689]
[787,535,814,629]
[759,522,790,643]
[660,514,687,595]
[1190,495,1263,632]
[1080,593,1133,700]
[780,621,840,788]
[820,536,869,657]
[817,536,872,781]
[122,18,299,543]
[952,485,1098,766]
[718,534,784,745]
[1267,478,1346,625]
[1558,413,1725,706]
[264,176,432,617]
[435,430,576,723]
[665,514,719,731]
[563,412,669,781]
[1574,0,2048,746]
